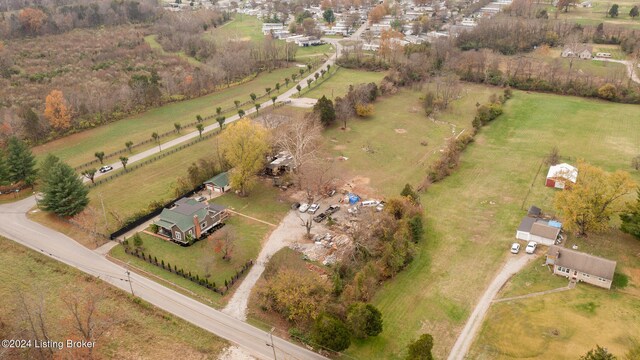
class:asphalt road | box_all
[0,196,327,360]
[87,24,367,183]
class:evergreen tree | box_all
[401,183,419,203]
[0,149,9,185]
[631,5,639,18]
[608,4,619,17]
[580,345,617,360]
[347,302,383,338]
[20,107,42,142]
[620,189,640,239]
[313,96,336,127]
[311,313,351,352]
[39,154,60,184]
[406,334,434,360]
[7,137,37,186]
[40,162,89,217]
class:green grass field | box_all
[207,14,265,44]
[88,134,221,231]
[145,34,201,66]
[32,66,297,168]
[303,68,388,100]
[322,84,497,197]
[213,181,291,224]
[470,275,640,358]
[552,1,640,29]
[342,89,640,359]
[110,215,269,307]
[0,236,228,358]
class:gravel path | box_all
[222,210,319,320]
[447,253,537,360]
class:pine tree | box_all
[0,149,9,186]
[6,137,37,186]
[39,154,60,184]
[40,162,89,217]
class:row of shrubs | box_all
[426,89,512,184]
[122,245,253,296]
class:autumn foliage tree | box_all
[19,8,47,35]
[219,118,270,196]
[44,90,72,132]
[555,161,636,236]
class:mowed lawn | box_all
[88,133,220,231]
[323,84,497,197]
[0,236,228,358]
[344,90,640,359]
[110,215,269,307]
[303,68,387,100]
[32,66,296,168]
[207,14,265,43]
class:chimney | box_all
[193,215,202,239]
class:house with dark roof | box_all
[545,245,616,289]
[154,198,226,245]
[516,216,561,245]
[204,171,230,193]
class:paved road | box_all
[87,24,367,183]
[593,58,640,84]
[446,253,536,360]
[0,197,327,360]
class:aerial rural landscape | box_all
[0,0,639,359]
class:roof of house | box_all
[205,171,229,188]
[528,205,542,217]
[530,222,560,240]
[563,44,593,54]
[547,245,616,279]
[546,163,578,183]
[156,198,208,232]
[517,216,536,232]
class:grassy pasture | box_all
[342,89,640,359]
[0,236,228,358]
[303,68,388,100]
[32,66,297,168]
[551,1,640,29]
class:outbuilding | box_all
[204,171,230,193]
[546,163,578,189]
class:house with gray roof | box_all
[154,198,226,245]
[546,245,616,289]
[516,215,561,245]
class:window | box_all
[565,268,570,274]
[583,273,590,278]
[557,266,563,272]
[175,232,182,240]
[201,222,206,229]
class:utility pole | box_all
[126,269,134,296]
[266,327,277,360]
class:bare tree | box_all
[296,159,339,237]
[15,289,53,359]
[62,285,117,356]
[212,228,236,260]
[273,115,323,180]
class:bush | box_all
[355,103,374,117]
[612,272,629,289]
[347,302,383,338]
[311,313,351,352]
[406,333,434,360]
[149,223,159,233]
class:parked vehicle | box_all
[291,202,301,210]
[361,200,379,207]
[313,213,328,223]
[525,241,537,254]
[326,189,336,197]
[510,243,521,254]
[376,202,385,212]
[99,165,113,173]
[299,203,310,212]
[195,196,207,202]
[324,205,340,215]
[308,204,320,214]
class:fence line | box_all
[88,131,217,188]
[74,62,326,172]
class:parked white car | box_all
[308,204,320,214]
[525,241,537,254]
[510,242,521,254]
[299,203,310,212]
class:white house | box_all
[546,245,616,289]
[546,163,578,189]
[516,217,562,245]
